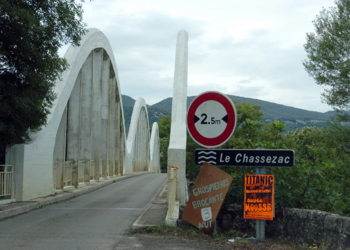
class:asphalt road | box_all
[0,173,166,250]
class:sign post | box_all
[184,91,237,234]
[185,91,294,240]
[256,167,266,241]
[244,172,274,241]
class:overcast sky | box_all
[62,0,338,112]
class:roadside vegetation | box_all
[156,0,350,217]
[158,99,350,216]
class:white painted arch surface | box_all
[150,122,161,173]
[6,28,160,201]
[124,98,150,174]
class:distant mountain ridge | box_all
[151,95,334,120]
[122,94,335,132]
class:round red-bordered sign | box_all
[187,91,237,148]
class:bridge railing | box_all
[0,165,15,204]
[78,161,85,185]
[90,160,95,182]
[53,162,58,189]
[64,161,73,187]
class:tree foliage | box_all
[0,0,86,161]
[157,115,171,173]
[303,0,350,110]
[157,100,350,216]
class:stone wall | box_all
[226,205,350,249]
[269,208,350,250]
[178,203,350,249]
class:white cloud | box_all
[60,0,338,112]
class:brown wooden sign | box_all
[181,163,233,234]
[244,174,274,221]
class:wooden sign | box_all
[244,174,274,221]
[181,163,233,234]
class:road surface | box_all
[0,173,166,250]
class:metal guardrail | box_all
[0,165,14,199]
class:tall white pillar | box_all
[168,30,188,205]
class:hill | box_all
[152,95,334,120]
[121,94,136,107]
[121,95,170,134]
[122,94,336,132]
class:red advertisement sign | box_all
[244,174,274,221]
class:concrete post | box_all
[53,107,67,190]
[91,49,103,181]
[113,85,119,176]
[101,54,110,178]
[256,166,266,241]
[67,72,81,187]
[120,113,125,175]
[168,30,188,205]
[79,52,93,183]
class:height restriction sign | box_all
[187,91,237,148]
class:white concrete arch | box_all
[6,28,128,201]
[149,123,161,173]
[124,98,150,174]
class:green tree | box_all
[221,100,266,204]
[303,0,350,110]
[224,99,264,149]
[0,0,86,162]
[157,115,171,172]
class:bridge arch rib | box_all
[125,98,150,174]
[6,28,159,201]
[150,122,161,173]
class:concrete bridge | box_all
[2,28,188,225]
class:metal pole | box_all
[213,219,217,235]
[255,166,266,241]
